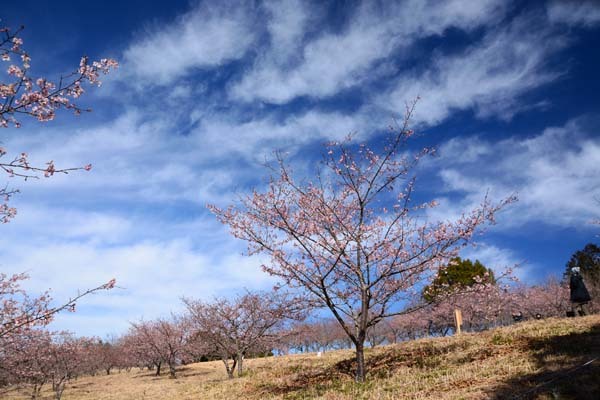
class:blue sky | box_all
[1,0,599,337]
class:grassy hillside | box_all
[5,315,600,400]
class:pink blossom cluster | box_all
[0,23,113,223]
[1,26,118,127]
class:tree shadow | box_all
[488,323,600,399]
[133,366,212,379]
[254,341,474,396]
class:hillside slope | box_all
[5,315,600,400]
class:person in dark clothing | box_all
[570,267,591,316]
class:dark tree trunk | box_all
[31,383,42,400]
[355,340,366,383]
[223,357,236,379]
[52,379,66,400]
[168,363,177,379]
[237,353,244,377]
[155,362,161,376]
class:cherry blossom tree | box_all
[184,290,306,379]
[0,330,92,400]
[209,102,514,382]
[84,337,122,376]
[129,316,190,379]
[384,312,428,342]
[309,318,350,351]
[0,276,115,399]
[513,277,570,318]
[46,333,92,400]
[281,318,350,353]
[0,328,52,398]
[120,328,164,374]
[365,320,389,347]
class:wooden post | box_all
[454,309,463,335]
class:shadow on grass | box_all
[254,341,477,397]
[489,322,600,400]
[133,366,213,380]
[255,321,600,399]
[177,366,214,379]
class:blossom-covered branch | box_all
[1,25,117,126]
[0,273,116,339]
[0,23,117,223]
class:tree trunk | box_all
[155,361,161,376]
[168,363,177,379]
[31,384,42,400]
[237,352,244,377]
[223,357,236,379]
[355,341,366,383]
[52,380,66,400]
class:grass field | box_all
[5,315,600,400]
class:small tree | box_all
[0,328,53,399]
[423,257,495,302]
[119,331,153,372]
[0,330,91,400]
[129,316,189,379]
[88,338,121,375]
[210,103,513,381]
[47,333,91,400]
[184,290,305,379]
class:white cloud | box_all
[264,0,312,62]
[122,3,256,86]
[429,118,600,229]
[1,206,132,245]
[460,243,528,281]
[381,13,566,125]
[547,0,600,27]
[192,108,375,163]
[2,104,381,211]
[1,236,275,337]
[231,0,506,103]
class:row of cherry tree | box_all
[0,274,576,399]
[279,276,571,352]
[0,290,304,398]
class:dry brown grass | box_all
[5,315,600,400]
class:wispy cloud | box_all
[381,12,567,125]
[230,0,506,104]
[547,0,600,28]
[461,243,529,280]
[428,118,600,228]
[122,2,257,87]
